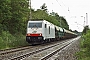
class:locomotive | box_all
[26,20,77,44]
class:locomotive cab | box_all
[26,21,43,44]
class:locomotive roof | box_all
[28,20,54,25]
[28,19,48,22]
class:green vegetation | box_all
[0,0,69,49]
[76,29,90,60]
[0,31,28,49]
[0,0,29,49]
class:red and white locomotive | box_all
[26,20,55,44]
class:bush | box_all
[83,30,90,49]
[0,31,28,50]
[0,37,5,49]
[13,33,28,47]
[77,30,90,60]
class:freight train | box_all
[26,20,77,44]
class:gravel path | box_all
[55,38,80,60]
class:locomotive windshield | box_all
[28,23,42,28]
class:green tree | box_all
[9,0,29,34]
[0,0,29,34]
[50,12,69,29]
[32,9,48,19]
[0,0,11,32]
[60,16,69,30]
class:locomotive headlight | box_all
[39,34,42,36]
[26,34,30,36]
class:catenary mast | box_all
[29,0,32,20]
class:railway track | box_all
[0,46,31,55]
[22,37,80,60]
[0,45,34,59]
[0,37,80,60]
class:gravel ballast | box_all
[55,38,80,60]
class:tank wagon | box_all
[26,20,77,44]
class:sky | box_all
[31,0,90,32]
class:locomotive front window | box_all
[29,23,42,28]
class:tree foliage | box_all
[0,0,29,34]
[77,30,90,60]
[0,0,11,32]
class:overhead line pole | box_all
[84,17,85,27]
[81,16,85,27]
[86,13,88,26]
[29,0,32,20]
